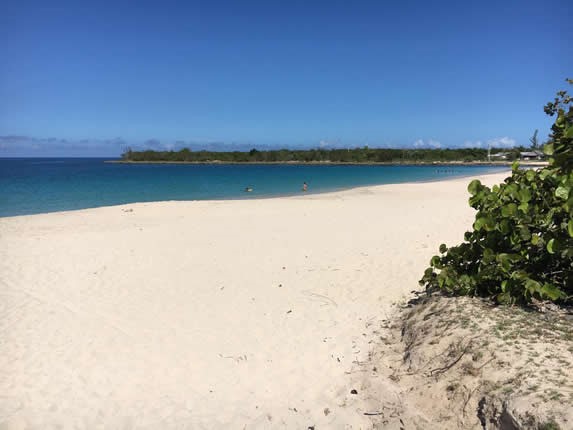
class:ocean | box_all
[0,158,508,217]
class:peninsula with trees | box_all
[119,145,545,164]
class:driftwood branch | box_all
[428,337,477,376]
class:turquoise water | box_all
[0,158,508,217]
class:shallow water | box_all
[0,158,508,216]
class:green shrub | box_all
[420,80,573,304]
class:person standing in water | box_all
[302,182,308,192]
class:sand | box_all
[364,295,573,429]
[0,171,509,429]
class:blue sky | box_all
[1,0,572,156]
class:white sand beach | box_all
[0,172,510,429]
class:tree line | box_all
[121,147,526,163]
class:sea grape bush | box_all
[421,80,573,304]
[420,165,573,303]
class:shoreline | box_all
[0,171,512,428]
[0,169,511,219]
[106,159,548,167]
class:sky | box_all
[1,0,572,157]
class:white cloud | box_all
[487,136,516,148]
[413,139,442,149]
[463,140,484,148]
[317,139,349,149]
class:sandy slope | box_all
[0,171,509,429]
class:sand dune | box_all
[0,172,509,429]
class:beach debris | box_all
[122,208,133,212]
[323,407,330,416]
[350,389,358,395]
[307,426,315,430]
[363,412,383,416]
[302,290,337,307]
[282,266,286,269]
[278,284,282,288]
[286,310,292,314]
[218,353,247,363]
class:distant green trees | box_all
[420,79,573,305]
[121,146,515,164]
[529,129,539,149]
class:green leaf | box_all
[568,219,573,238]
[501,203,518,217]
[544,143,554,156]
[496,292,512,304]
[483,248,495,263]
[539,169,552,180]
[483,217,496,231]
[496,253,517,271]
[539,283,565,301]
[499,219,511,234]
[439,243,447,253]
[525,279,542,295]
[525,170,536,181]
[506,184,519,199]
[468,180,482,196]
[555,186,569,200]
[518,226,531,241]
[547,238,555,254]
[531,234,540,245]
[518,188,531,203]
[430,255,442,268]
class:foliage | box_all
[121,146,519,163]
[420,80,573,304]
[529,129,539,149]
[544,78,573,172]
